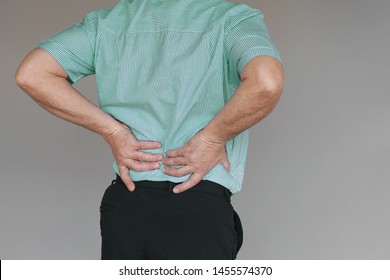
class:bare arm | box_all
[15,48,163,191]
[15,49,123,137]
[202,56,284,143]
[163,56,284,193]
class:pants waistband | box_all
[115,174,232,200]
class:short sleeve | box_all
[225,10,282,80]
[37,13,97,84]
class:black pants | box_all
[100,175,243,260]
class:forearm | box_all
[203,80,280,143]
[16,49,123,139]
[21,76,121,137]
[202,56,284,144]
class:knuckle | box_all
[131,166,141,172]
[136,141,144,147]
[117,159,128,166]
[170,169,180,176]
[193,163,201,170]
[167,170,176,176]
[131,161,144,172]
[138,154,148,161]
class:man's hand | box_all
[103,124,163,192]
[162,130,230,193]
[160,58,283,194]
[16,49,165,192]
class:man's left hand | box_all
[162,131,230,193]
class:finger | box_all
[163,165,193,177]
[221,157,231,172]
[131,161,160,172]
[166,148,184,158]
[162,156,186,166]
[137,140,162,150]
[173,173,204,194]
[134,151,163,162]
[119,165,135,192]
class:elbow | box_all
[250,73,284,107]
[15,48,54,93]
[258,76,284,100]
[252,77,284,118]
[15,64,26,89]
[15,63,35,92]
[241,56,285,104]
[15,60,49,98]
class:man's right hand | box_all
[15,49,163,192]
[102,124,163,192]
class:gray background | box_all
[1,0,389,259]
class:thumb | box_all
[221,155,231,172]
[119,166,135,192]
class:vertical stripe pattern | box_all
[38,0,282,193]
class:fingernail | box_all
[154,163,160,169]
[173,188,180,194]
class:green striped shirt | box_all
[38,0,282,193]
